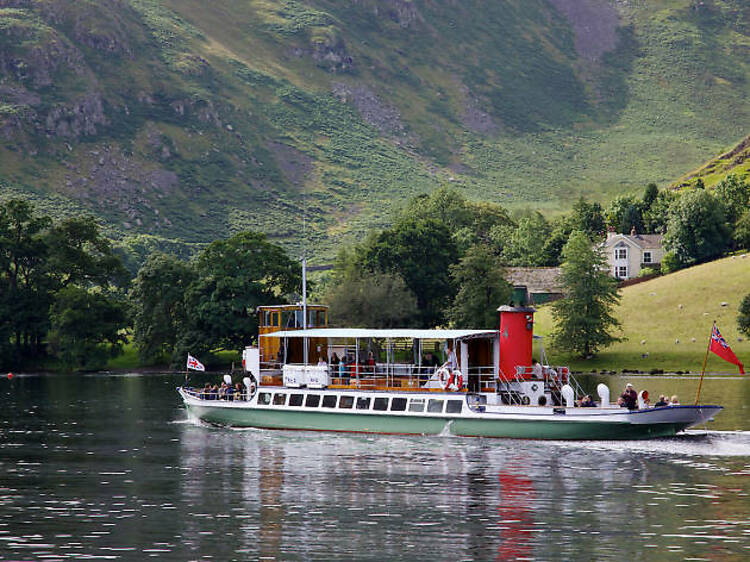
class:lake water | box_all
[1,373,749,561]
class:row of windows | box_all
[257,392,463,414]
[614,248,653,263]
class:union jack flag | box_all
[711,325,729,349]
[186,354,205,372]
[709,324,744,374]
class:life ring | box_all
[444,369,463,392]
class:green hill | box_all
[1,0,749,259]
[534,254,750,372]
[671,133,750,189]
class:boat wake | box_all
[579,429,750,457]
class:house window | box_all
[615,248,627,260]
[643,251,652,264]
[616,266,628,278]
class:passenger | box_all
[617,383,638,410]
[331,352,340,367]
[219,382,228,400]
[317,355,327,367]
[531,358,543,380]
[654,394,669,407]
[235,382,244,400]
[339,355,348,380]
[366,350,376,375]
[446,343,457,370]
[670,395,680,405]
[225,382,235,400]
[579,395,596,407]
[209,384,219,400]
[200,383,211,399]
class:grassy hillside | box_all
[1,1,749,260]
[671,133,750,189]
[534,254,750,372]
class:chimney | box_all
[607,226,615,240]
[630,226,636,236]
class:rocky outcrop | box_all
[547,0,620,61]
[332,82,404,135]
[44,93,107,138]
[358,0,423,29]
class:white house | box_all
[601,228,664,280]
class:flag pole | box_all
[694,322,714,405]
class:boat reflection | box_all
[177,425,750,560]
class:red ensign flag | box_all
[709,324,744,374]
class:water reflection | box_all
[0,374,748,561]
[176,423,750,560]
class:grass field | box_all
[534,254,750,373]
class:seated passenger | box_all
[579,395,596,407]
[670,395,680,405]
[235,382,244,400]
[654,395,668,407]
[209,384,219,400]
[225,382,235,400]
[366,351,376,375]
[200,383,211,399]
[317,355,327,367]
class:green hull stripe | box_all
[186,404,690,440]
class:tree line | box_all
[1,174,748,369]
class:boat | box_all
[179,303,722,440]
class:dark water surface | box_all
[1,373,749,561]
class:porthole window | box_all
[273,393,287,406]
[258,393,271,405]
[305,394,320,407]
[322,395,337,408]
[289,394,303,407]
[339,396,354,409]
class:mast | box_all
[302,257,308,365]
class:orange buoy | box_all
[7,372,13,379]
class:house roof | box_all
[603,233,663,250]
[505,267,564,293]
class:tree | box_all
[497,212,551,266]
[664,190,730,267]
[0,199,52,360]
[714,174,749,227]
[643,189,677,234]
[44,216,128,289]
[734,210,750,250]
[184,231,301,354]
[551,231,623,357]
[449,245,511,329]
[570,197,605,238]
[643,183,659,209]
[739,293,750,337]
[325,271,418,328]
[129,253,196,363]
[47,286,128,371]
[605,195,644,234]
[357,217,459,327]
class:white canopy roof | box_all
[260,328,499,340]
